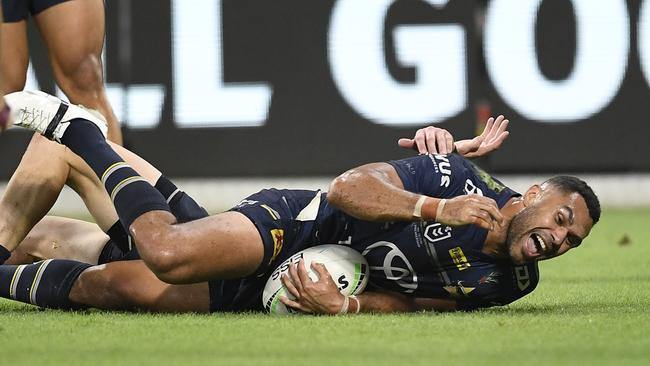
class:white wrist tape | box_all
[338,295,350,315]
[436,199,447,220]
[412,195,427,219]
[349,295,360,314]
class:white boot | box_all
[4,90,108,142]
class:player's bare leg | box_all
[34,0,122,144]
[0,19,29,94]
[0,134,118,263]
[0,132,120,263]
[5,216,109,265]
[70,260,210,313]
[0,134,83,253]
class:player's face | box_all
[505,187,593,265]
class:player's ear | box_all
[522,185,541,207]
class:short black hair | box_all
[543,175,601,224]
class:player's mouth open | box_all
[525,233,548,258]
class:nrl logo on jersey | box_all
[423,222,452,243]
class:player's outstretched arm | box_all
[328,162,504,230]
[279,260,457,314]
[397,115,510,157]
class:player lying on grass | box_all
[0,113,509,266]
[0,90,599,314]
[0,114,511,313]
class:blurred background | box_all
[1,0,649,214]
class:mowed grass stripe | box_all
[0,208,648,366]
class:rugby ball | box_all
[262,245,369,315]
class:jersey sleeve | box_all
[388,154,471,199]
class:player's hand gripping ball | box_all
[263,245,369,315]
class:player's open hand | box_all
[398,126,455,155]
[437,194,505,231]
[454,115,510,158]
[280,259,346,315]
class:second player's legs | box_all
[34,0,122,144]
[0,134,118,256]
[0,134,76,253]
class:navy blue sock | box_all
[0,260,92,310]
[0,245,10,264]
[59,120,170,228]
[154,176,209,223]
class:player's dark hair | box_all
[543,175,601,224]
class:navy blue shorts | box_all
[209,188,325,312]
[2,0,71,22]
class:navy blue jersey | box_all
[311,154,538,310]
[219,153,539,312]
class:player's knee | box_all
[16,135,67,182]
[143,249,176,277]
[142,251,194,285]
[135,239,185,283]
[59,54,104,93]
[137,244,193,284]
[12,161,64,193]
[129,223,195,284]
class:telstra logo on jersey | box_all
[362,241,418,293]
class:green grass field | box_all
[1,208,648,366]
